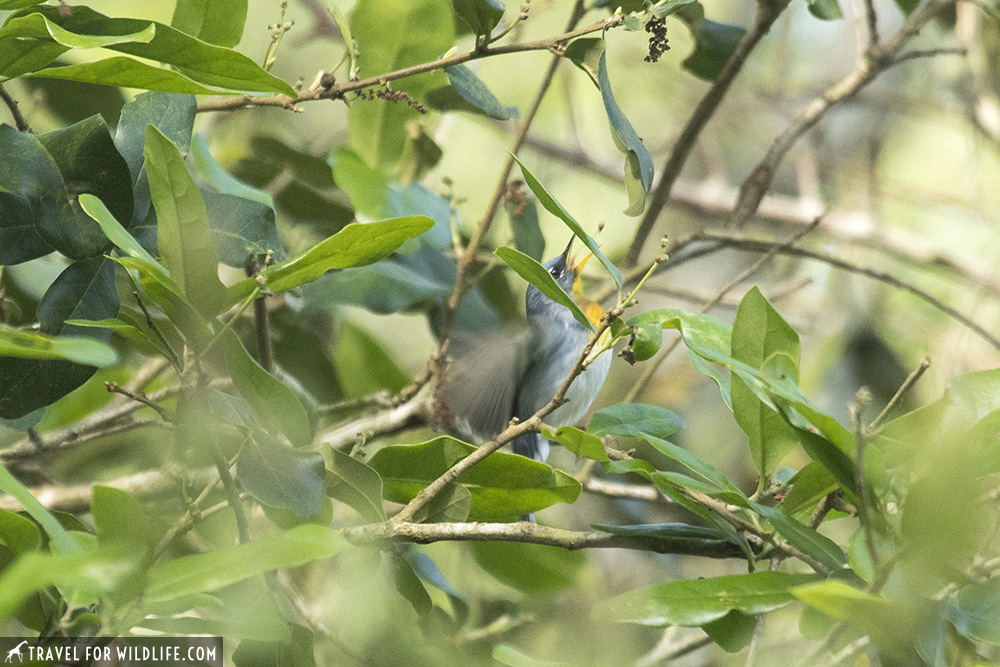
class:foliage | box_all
[0,0,999,666]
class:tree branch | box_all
[196,14,616,113]
[622,0,791,267]
[344,519,751,558]
[729,0,958,229]
[0,82,32,133]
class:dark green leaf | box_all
[589,403,686,440]
[19,69,126,126]
[237,427,326,518]
[220,329,312,446]
[203,190,285,268]
[332,319,411,397]
[514,158,622,290]
[405,551,469,623]
[594,572,818,626]
[507,188,545,261]
[807,0,845,20]
[114,91,197,189]
[145,525,348,601]
[0,124,82,260]
[495,246,593,330]
[450,0,504,39]
[0,187,50,264]
[469,541,586,593]
[676,5,746,81]
[412,483,473,523]
[349,0,453,167]
[444,64,518,120]
[596,50,654,215]
[322,446,387,523]
[892,0,920,14]
[540,425,609,462]
[171,0,248,47]
[426,84,500,117]
[392,553,433,615]
[145,125,226,317]
[0,256,119,419]
[702,610,757,652]
[754,503,847,572]
[226,216,435,305]
[37,114,133,258]
[368,436,582,521]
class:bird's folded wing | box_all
[441,327,531,444]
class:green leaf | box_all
[444,64,518,120]
[27,57,226,95]
[192,134,274,208]
[494,246,593,330]
[0,11,154,52]
[806,0,844,20]
[596,49,654,215]
[19,7,294,95]
[65,317,166,356]
[392,552,432,615]
[469,541,586,593]
[753,503,847,572]
[220,330,312,446]
[0,256,120,419]
[0,1,47,9]
[171,0,247,48]
[731,287,802,479]
[349,0,453,168]
[145,525,348,601]
[303,261,451,315]
[0,465,78,555]
[450,0,504,39]
[237,427,326,518]
[78,194,159,266]
[226,216,435,305]
[322,446,387,522]
[781,462,839,518]
[0,325,117,366]
[368,436,582,521]
[0,124,84,261]
[540,425,609,462]
[564,37,603,88]
[145,125,226,318]
[513,157,622,291]
[594,572,819,626]
[643,435,748,503]
[114,91,196,187]
[203,190,285,268]
[892,0,920,14]
[0,547,135,619]
[953,578,1000,645]
[91,486,158,550]
[589,403,686,440]
[37,115,134,258]
[0,509,41,554]
[676,5,746,81]
[413,483,473,523]
[702,610,757,653]
[232,624,314,667]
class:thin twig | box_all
[0,82,32,133]
[212,447,251,544]
[622,0,792,267]
[866,356,931,432]
[246,260,275,372]
[850,390,878,572]
[104,381,174,422]
[688,234,1000,351]
[134,291,183,372]
[196,13,615,113]
[893,46,967,63]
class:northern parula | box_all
[444,237,612,463]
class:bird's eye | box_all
[549,267,560,277]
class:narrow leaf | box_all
[495,246,593,330]
[0,325,117,366]
[444,64,518,120]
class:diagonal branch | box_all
[729,0,958,229]
[622,0,792,267]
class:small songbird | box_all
[443,237,613,465]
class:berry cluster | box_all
[357,80,427,114]
[644,17,669,63]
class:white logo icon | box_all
[4,642,28,663]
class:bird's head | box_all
[526,237,603,326]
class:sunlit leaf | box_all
[495,246,593,330]
[171,0,247,47]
